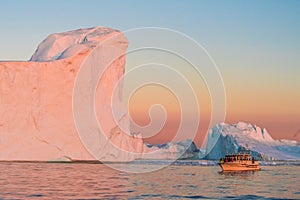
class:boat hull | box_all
[219,162,260,171]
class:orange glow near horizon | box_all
[127,71,300,147]
[224,78,300,143]
[123,41,300,147]
[128,83,212,147]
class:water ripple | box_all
[0,162,299,199]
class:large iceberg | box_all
[0,27,144,162]
[204,122,300,160]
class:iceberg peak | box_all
[30,27,124,62]
[205,122,300,160]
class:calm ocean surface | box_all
[0,161,299,199]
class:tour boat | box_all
[218,153,260,171]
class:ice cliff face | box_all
[0,27,144,162]
[205,122,300,160]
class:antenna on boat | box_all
[245,144,249,154]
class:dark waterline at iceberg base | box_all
[0,161,299,199]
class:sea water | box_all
[0,161,299,199]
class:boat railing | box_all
[219,154,255,163]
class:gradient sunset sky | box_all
[1,0,299,146]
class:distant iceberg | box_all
[141,139,199,160]
[137,122,300,161]
[204,122,300,161]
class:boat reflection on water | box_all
[218,169,257,177]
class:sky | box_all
[0,0,299,146]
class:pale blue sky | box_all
[1,0,298,94]
[1,0,299,63]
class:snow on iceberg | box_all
[30,27,118,62]
[204,122,300,161]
